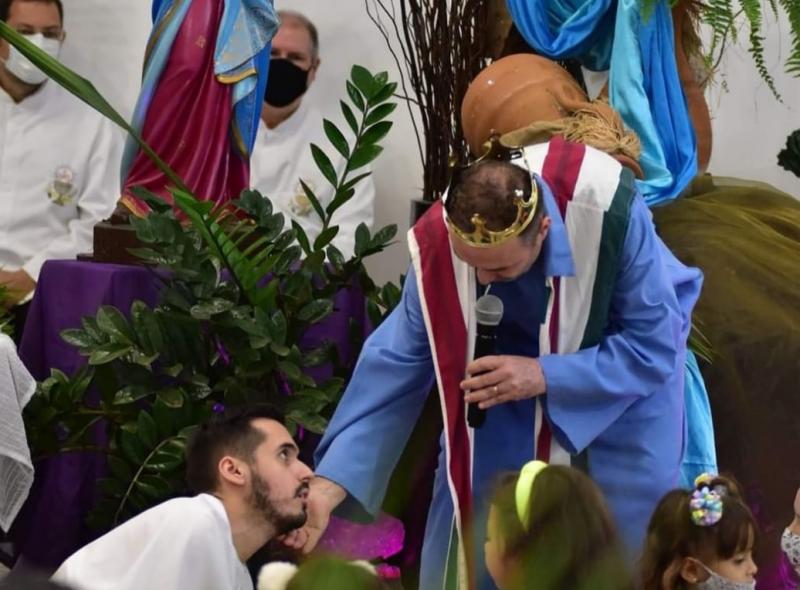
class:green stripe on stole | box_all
[580,167,637,349]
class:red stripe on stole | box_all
[412,201,475,588]
[537,138,585,460]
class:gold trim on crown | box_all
[445,136,538,248]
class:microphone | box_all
[468,294,504,428]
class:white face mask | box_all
[696,563,756,590]
[3,33,61,86]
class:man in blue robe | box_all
[291,136,701,590]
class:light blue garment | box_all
[505,0,697,204]
[315,185,704,589]
[680,350,718,487]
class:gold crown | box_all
[445,136,538,248]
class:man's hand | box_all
[0,270,35,307]
[790,486,800,535]
[282,476,346,554]
[461,355,546,410]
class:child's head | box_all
[485,461,631,590]
[641,474,758,590]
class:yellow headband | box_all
[444,137,539,249]
[515,460,548,530]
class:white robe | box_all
[0,80,122,283]
[249,101,375,258]
[52,494,253,590]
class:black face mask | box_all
[264,58,311,108]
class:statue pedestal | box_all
[77,220,145,265]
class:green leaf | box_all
[269,343,291,357]
[61,328,95,348]
[89,342,132,365]
[190,298,235,320]
[370,224,398,248]
[361,121,393,146]
[137,411,158,449]
[326,244,346,266]
[346,80,365,112]
[354,223,371,256]
[298,179,326,223]
[365,102,397,126]
[323,119,349,159]
[113,385,152,405]
[310,143,339,189]
[146,447,185,473]
[120,429,148,464]
[291,221,312,256]
[297,299,334,323]
[371,82,397,104]
[136,474,171,499]
[157,388,184,409]
[313,226,339,251]
[351,65,376,100]
[107,455,133,481]
[273,246,302,274]
[270,311,288,345]
[374,71,389,86]
[81,316,105,343]
[97,306,135,345]
[303,344,333,367]
[287,411,328,434]
[348,144,383,171]
[340,100,359,135]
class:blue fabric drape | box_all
[506,0,697,205]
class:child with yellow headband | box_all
[640,474,758,590]
[484,460,631,590]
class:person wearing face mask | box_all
[0,0,122,343]
[641,474,759,590]
[249,10,375,259]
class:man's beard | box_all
[250,471,308,535]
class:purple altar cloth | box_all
[11,259,400,570]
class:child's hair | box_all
[489,464,632,590]
[640,475,759,590]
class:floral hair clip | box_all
[690,486,723,526]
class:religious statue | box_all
[118,0,278,216]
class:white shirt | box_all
[0,80,122,282]
[52,494,253,590]
[250,101,375,258]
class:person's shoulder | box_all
[42,81,111,128]
[148,494,226,533]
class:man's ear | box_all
[307,58,320,86]
[538,215,551,242]
[218,456,248,488]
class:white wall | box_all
[58,1,798,285]
[704,14,800,195]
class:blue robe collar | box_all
[535,174,575,278]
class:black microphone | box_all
[468,294,504,429]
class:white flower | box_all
[257,561,298,590]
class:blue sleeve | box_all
[539,196,696,454]
[314,266,435,520]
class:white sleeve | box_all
[22,117,123,281]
